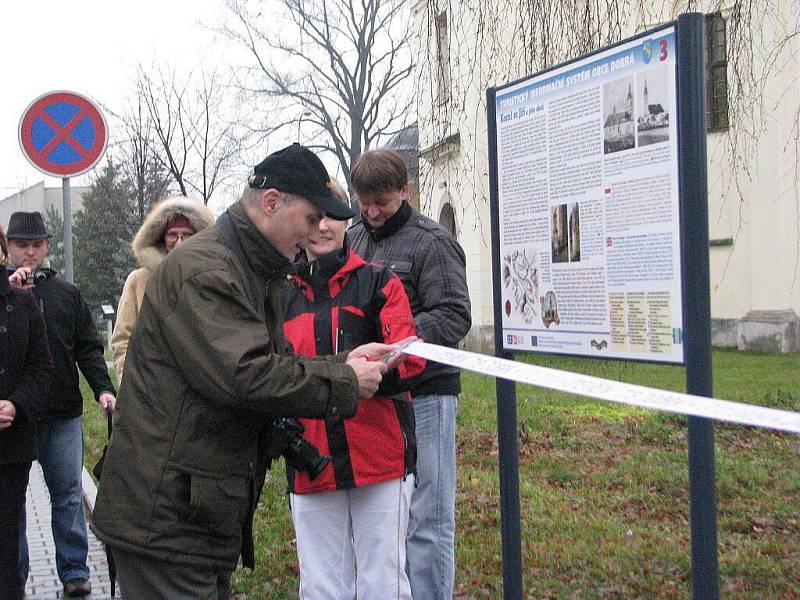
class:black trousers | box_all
[0,462,31,600]
[113,546,232,600]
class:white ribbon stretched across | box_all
[404,341,800,435]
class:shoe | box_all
[63,578,92,597]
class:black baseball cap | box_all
[249,144,354,220]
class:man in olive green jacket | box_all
[93,145,395,599]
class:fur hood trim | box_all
[132,196,215,271]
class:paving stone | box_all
[23,461,120,599]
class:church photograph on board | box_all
[636,66,671,146]
[602,76,636,154]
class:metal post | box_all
[486,86,524,599]
[62,176,73,284]
[676,13,719,600]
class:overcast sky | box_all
[0,0,236,198]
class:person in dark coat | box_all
[349,149,472,600]
[6,211,116,598]
[0,223,53,600]
[92,144,401,600]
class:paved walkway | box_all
[23,461,117,599]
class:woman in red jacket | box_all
[0,223,52,600]
[283,182,424,599]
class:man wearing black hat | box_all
[92,144,402,599]
[6,211,116,598]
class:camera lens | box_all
[305,453,332,481]
[284,436,332,480]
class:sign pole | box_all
[487,86,524,599]
[62,176,73,284]
[676,13,719,600]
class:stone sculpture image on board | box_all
[502,248,539,324]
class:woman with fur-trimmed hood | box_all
[111,195,214,380]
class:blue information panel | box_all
[491,25,683,364]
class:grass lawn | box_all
[82,348,800,598]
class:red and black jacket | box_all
[284,244,425,494]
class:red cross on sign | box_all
[18,91,107,178]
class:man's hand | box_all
[0,399,17,430]
[345,355,387,399]
[348,337,418,362]
[347,342,396,361]
[8,267,34,291]
[350,337,419,370]
[345,338,419,398]
[99,392,116,415]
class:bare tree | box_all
[136,65,194,197]
[135,63,242,205]
[219,0,415,197]
[106,94,172,222]
[191,69,243,203]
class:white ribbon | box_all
[405,341,800,434]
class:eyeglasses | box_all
[165,232,194,243]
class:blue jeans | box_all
[406,394,458,600]
[19,417,89,584]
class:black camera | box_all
[6,267,47,286]
[30,270,48,286]
[266,418,331,480]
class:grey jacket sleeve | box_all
[413,231,472,346]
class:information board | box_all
[494,25,683,363]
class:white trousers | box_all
[290,477,414,600]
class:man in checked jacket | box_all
[348,149,472,600]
